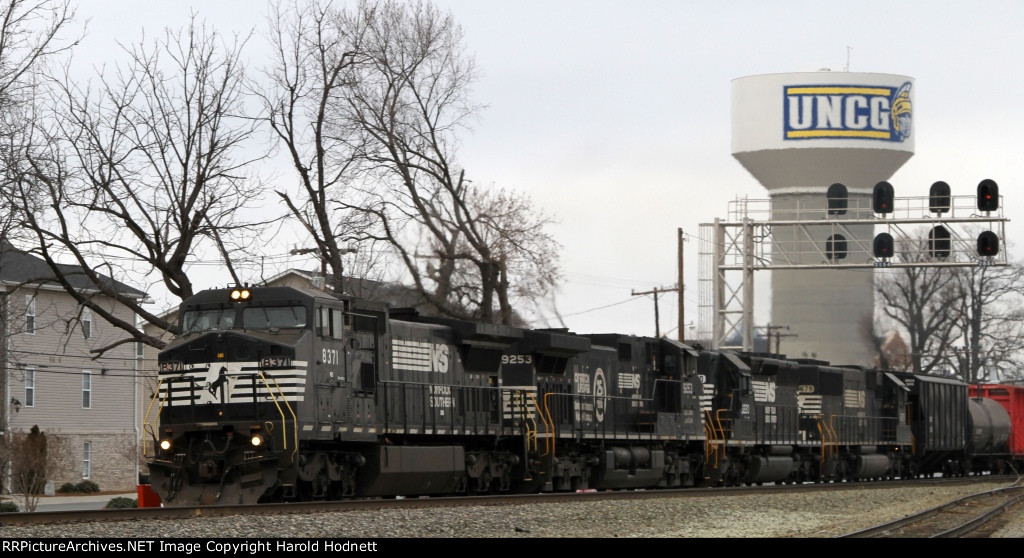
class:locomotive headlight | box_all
[250,434,264,447]
[230,288,251,301]
[159,439,172,451]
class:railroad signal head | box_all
[977,179,999,212]
[872,181,894,214]
[928,225,951,258]
[929,181,951,214]
[873,232,894,258]
[826,234,847,261]
[977,231,999,256]
[826,183,847,216]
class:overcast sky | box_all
[73,0,1024,339]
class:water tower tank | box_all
[732,71,915,365]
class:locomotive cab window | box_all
[316,305,345,339]
[182,307,236,332]
[242,305,307,330]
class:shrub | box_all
[75,480,100,493]
[57,482,81,493]
[0,501,19,513]
[105,497,138,509]
[56,480,101,494]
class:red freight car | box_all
[969,384,1022,472]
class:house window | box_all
[25,369,35,407]
[135,341,144,359]
[81,307,92,339]
[25,295,35,335]
[82,441,91,479]
[82,371,92,409]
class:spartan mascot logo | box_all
[890,82,912,141]
[784,81,913,142]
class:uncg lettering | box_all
[784,86,895,140]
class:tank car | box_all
[143,285,708,505]
[968,384,1024,474]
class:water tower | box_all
[731,71,915,365]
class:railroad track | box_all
[838,480,1024,538]
[1,475,1013,528]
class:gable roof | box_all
[0,241,147,299]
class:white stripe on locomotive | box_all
[501,385,537,418]
[158,360,308,404]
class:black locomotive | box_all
[143,284,1000,506]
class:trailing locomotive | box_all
[142,284,1018,506]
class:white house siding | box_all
[5,287,142,492]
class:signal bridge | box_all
[696,182,1008,353]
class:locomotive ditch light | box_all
[250,434,264,447]
[159,439,172,451]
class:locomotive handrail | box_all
[906,404,917,456]
[540,391,557,457]
[705,409,730,469]
[257,371,298,462]
[511,388,538,452]
[703,411,720,468]
[142,377,170,458]
[817,415,838,464]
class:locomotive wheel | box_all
[468,472,492,495]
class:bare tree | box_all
[0,0,77,448]
[877,235,959,375]
[340,0,560,323]
[3,425,70,512]
[0,0,78,264]
[425,185,561,325]
[877,229,1024,380]
[257,0,379,295]
[948,255,1024,383]
[9,14,271,354]
[259,0,560,323]
[0,0,77,125]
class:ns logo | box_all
[784,81,912,142]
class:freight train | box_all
[142,284,1023,506]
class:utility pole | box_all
[678,228,686,342]
[757,324,797,355]
[632,285,678,338]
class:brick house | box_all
[0,241,148,493]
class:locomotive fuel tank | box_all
[747,455,796,483]
[854,450,891,479]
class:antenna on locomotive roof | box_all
[845,46,852,71]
